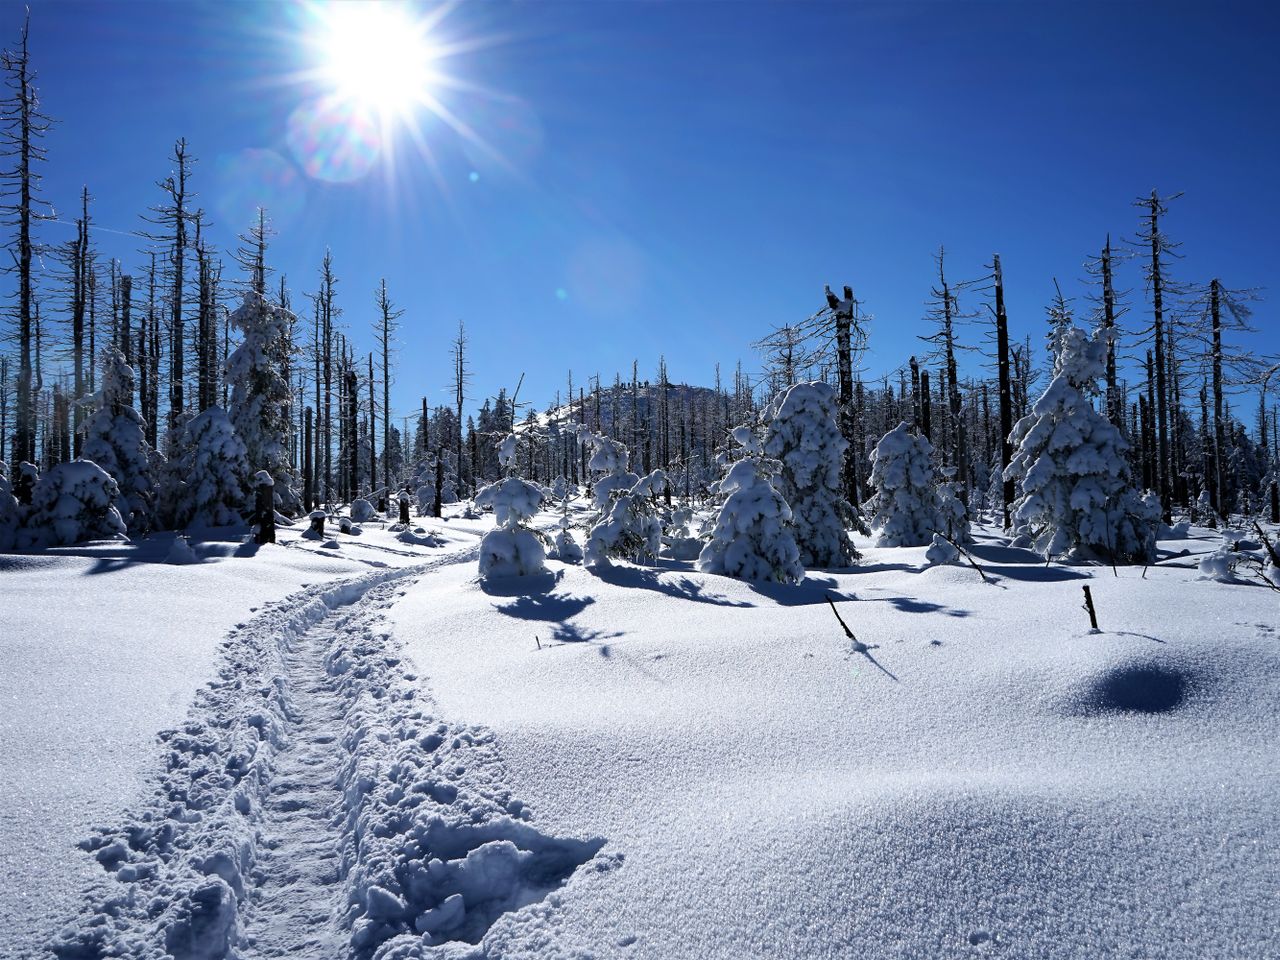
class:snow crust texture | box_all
[51,551,607,960]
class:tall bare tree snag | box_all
[66,186,91,456]
[986,254,1015,527]
[2,16,52,464]
[375,278,401,496]
[824,284,862,505]
[452,320,468,495]
[1132,190,1181,519]
[146,138,196,443]
[919,248,971,498]
[1095,235,1123,426]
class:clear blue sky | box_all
[21,0,1280,426]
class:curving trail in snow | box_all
[51,541,610,960]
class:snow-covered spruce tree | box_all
[82,347,155,534]
[18,460,126,548]
[763,380,861,567]
[584,469,667,569]
[697,427,803,584]
[475,434,548,577]
[935,474,971,544]
[226,290,301,516]
[166,406,251,529]
[585,432,638,512]
[0,461,21,551]
[1004,322,1158,563]
[865,423,940,547]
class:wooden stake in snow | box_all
[1082,585,1099,631]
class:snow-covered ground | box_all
[3,515,1277,958]
[0,512,479,958]
[387,523,1280,959]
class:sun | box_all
[314,2,440,120]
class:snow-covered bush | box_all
[763,381,859,567]
[698,430,803,584]
[865,423,940,547]
[585,433,638,512]
[935,476,971,544]
[925,532,960,566]
[349,498,376,523]
[584,469,666,569]
[165,406,250,529]
[0,461,21,552]
[1198,545,1241,582]
[662,506,703,560]
[227,290,301,516]
[497,433,518,469]
[166,535,198,565]
[18,459,126,548]
[552,517,584,564]
[1004,323,1158,563]
[474,477,546,578]
[82,347,156,534]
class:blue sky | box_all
[22,0,1280,425]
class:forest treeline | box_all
[1,17,1278,553]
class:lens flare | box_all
[286,95,383,183]
[213,148,306,230]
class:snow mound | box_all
[165,536,199,566]
[397,528,443,548]
[350,498,377,523]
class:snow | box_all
[4,505,1278,959]
[387,522,1280,959]
[0,517,471,958]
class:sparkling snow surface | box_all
[389,525,1280,959]
[0,514,476,957]
[3,513,1277,959]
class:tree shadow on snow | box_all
[854,592,972,617]
[591,564,752,608]
[479,569,564,597]
[966,542,1048,565]
[747,575,857,607]
[498,592,596,623]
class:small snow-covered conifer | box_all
[82,347,155,533]
[475,476,546,577]
[1004,322,1157,562]
[227,290,301,516]
[698,427,803,584]
[866,423,940,547]
[166,406,251,529]
[19,460,126,548]
[584,469,666,569]
[935,475,971,544]
[763,381,860,567]
[585,432,638,512]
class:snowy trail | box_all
[51,539,611,960]
[236,587,372,960]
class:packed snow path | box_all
[52,543,611,960]
[237,591,360,959]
